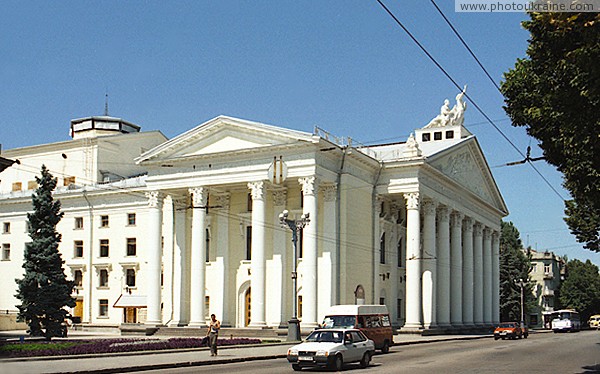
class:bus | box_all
[551,309,581,333]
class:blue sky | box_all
[1,1,597,267]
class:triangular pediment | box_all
[428,138,507,214]
[137,116,315,163]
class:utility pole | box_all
[515,278,526,324]
[279,209,310,341]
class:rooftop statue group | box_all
[425,85,468,128]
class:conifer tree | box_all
[499,221,535,323]
[15,165,75,339]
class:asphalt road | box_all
[135,330,600,374]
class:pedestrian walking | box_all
[207,314,221,356]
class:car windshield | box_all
[499,323,515,328]
[305,330,343,343]
[322,316,356,328]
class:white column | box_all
[188,187,208,327]
[373,196,383,304]
[492,231,500,325]
[248,181,267,327]
[299,176,319,328]
[422,199,437,329]
[389,203,400,326]
[472,222,484,326]
[321,184,337,317]
[145,191,163,326]
[403,192,422,330]
[462,218,475,326]
[450,211,463,327]
[436,205,451,328]
[272,189,288,327]
[483,227,493,325]
[214,193,230,326]
[168,198,187,327]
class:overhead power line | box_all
[374,0,566,202]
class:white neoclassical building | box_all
[0,93,507,332]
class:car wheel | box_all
[381,340,390,354]
[360,352,371,368]
[292,364,302,371]
[494,336,499,340]
[330,354,343,371]
[524,333,528,339]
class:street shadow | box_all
[578,364,600,374]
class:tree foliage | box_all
[499,221,535,322]
[501,12,600,252]
[559,259,600,323]
[15,165,75,339]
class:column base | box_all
[248,322,268,328]
[401,323,424,332]
[167,320,186,328]
[187,322,207,328]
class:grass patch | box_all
[1,341,78,352]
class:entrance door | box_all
[125,308,137,323]
[74,299,83,322]
[245,288,251,326]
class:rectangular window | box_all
[421,133,431,142]
[299,228,304,258]
[126,238,136,256]
[2,244,10,261]
[247,193,253,212]
[379,297,385,305]
[298,295,303,318]
[434,131,442,140]
[397,239,403,268]
[27,180,37,190]
[100,215,109,228]
[74,240,84,258]
[245,226,252,260]
[380,233,386,264]
[397,299,403,320]
[64,176,76,186]
[532,263,537,273]
[127,213,136,226]
[445,130,454,139]
[74,217,84,229]
[125,268,136,287]
[74,270,83,287]
[205,296,210,319]
[100,239,109,257]
[2,222,10,234]
[99,299,109,316]
[99,269,109,287]
[12,182,22,192]
[544,263,551,273]
[205,228,210,262]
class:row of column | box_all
[144,176,323,328]
[403,192,500,330]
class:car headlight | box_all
[288,349,298,356]
[316,350,329,357]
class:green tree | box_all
[499,221,535,322]
[15,165,75,339]
[559,259,600,323]
[501,12,600,252]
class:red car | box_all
[494,322,528,340]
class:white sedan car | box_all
[286,328,376,371]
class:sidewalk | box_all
[0,330,493,374]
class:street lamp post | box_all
[279,209,310,341]
[515,278,526,324]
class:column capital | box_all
[463,217,474,232]
[272,188,287,206]
[483,227,492,239]
[450,211,463,227]
[404,192,420,210]
[473,222,483,237]
[145,191,163,208]
[322,184,337,202]
[492,230,500,241]
[437,205,450,222]
[422,199,437,216]
[188,187,207,207]
[299,176,318,196]
[248,181,266,201]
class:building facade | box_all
[0,93,508,332]
[528,249,565,328]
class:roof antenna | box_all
[104,93,109,116]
